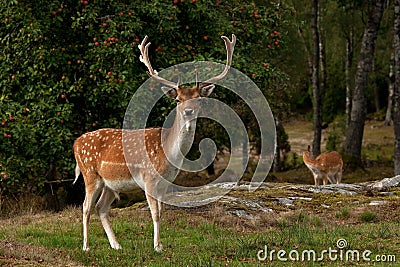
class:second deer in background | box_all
[302,146,343,186]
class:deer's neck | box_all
[162,113,197,164]
[303,152,316,165]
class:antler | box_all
[138,36,180,89]
[199,34,236,87]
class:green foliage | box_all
[0,0,290,196]
[336,207,350,219]
[360,211,378,223]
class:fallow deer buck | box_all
[73,34,236,252]
[302,146,343,186]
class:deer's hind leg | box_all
[327,173,336,184]
[96,187,121,250]
[322,174,329,185]
[82,174,103,251]
[335,170,343,184]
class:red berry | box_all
[103,22,107,27]
[94,42,99,46]
[203,36,208,40]
[83,0,89,5]
[1,121,6,126]
[93,37,97,41]
[107,71,112,76]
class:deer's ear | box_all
[161,86,178,100]
[199,84,215,97]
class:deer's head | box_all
[138,35,236,132]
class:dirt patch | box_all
[0,239,83,267]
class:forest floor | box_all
[0,119,399,266]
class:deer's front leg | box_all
[145,191,163,252]
[313,173,319,186]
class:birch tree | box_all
[343,0,386,164]
[393,0,400,175]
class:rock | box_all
[222,196,273,213]
[287,184,364,195]
[276,198,294,206]
[229,209,258,219]
[218,196,273,218]
[369,175,400,191]
[288,196,312,201]
[369,200,387,206]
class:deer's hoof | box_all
[154,243,163,252]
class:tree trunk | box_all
[343,0,385,165]
[345,31,354,129]
[384,51,394,126]
[273,118,282,172]
[372,60,381,111]
[319,4,327,98]
[394,0,400,175]
[311,0,322,158]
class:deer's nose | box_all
[184,108,194,116]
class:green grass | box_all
[0,204,399,266]
[360,211,378,223]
